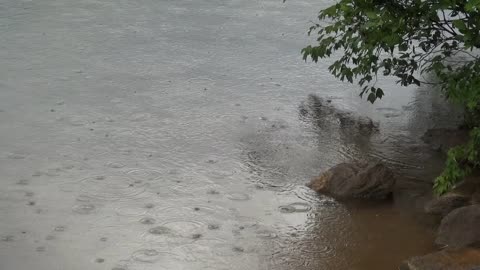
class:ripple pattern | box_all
[78,175,147,201]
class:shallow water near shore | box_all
[0,0,463,269]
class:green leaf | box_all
[452,20,467,32]
[367,93,376,103]
[365,11,377,19]
[375,88,384,99]
[466,0,480,12]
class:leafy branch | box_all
[303,0,480,194]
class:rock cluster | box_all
[308,160,480,269]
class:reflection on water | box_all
[0,0,461,269]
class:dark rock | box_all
[472,190,480,204]
[208,224,220,230]
[337,112,379,132]
[299,94,379,133]
[436,205,480,248]
[422,128,469,154]
[307,162,395,200]
[232,246,244,252]
[400,248,480,270]
[425,193,471,217]
[453,175,480,199]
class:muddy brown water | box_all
[0,0,463,269]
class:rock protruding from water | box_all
[425,193,471,217]
[400,248,480,270]
[425,175,480,218]
[308,162,395,200]
[436,205,480,248]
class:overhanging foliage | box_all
[303,0,480,194]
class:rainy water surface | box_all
[0,0,461,269]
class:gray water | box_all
[0,0,462,269]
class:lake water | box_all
[0,0,462,269]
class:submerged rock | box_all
[425,193,471,217]
[436,205,480,248]
[308,162,395,200]
[422,128,469,154]
[400,248,480,270]
[299,94,379,133]
[337,112,379,132]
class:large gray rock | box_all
[425,193,471,217]
[436,205,480,248]
[307,162,395,199]
[400,248,480,270]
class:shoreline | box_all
[311,126,480,269]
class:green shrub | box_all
[302,0,480,194]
